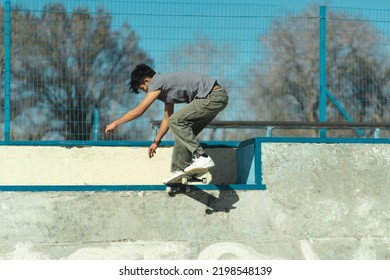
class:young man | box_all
[105,64,228,184]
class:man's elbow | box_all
[134,107,145,117]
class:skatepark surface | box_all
[0,139,389,259]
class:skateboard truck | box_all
[165,171,212,194]
[165,185,191,194]
[181,175,208,185]
[179,171,212,186]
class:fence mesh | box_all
[1,1,390,141]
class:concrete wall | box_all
[0,145,236,186]
[0,140,389,259]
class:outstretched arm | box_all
[105,90,161,135]
[148,103,174,158]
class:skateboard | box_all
[165,171,212,194]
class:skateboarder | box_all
[105,64,228,184]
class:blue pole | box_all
[319,6,327,138]
[4,0,11,142]
[326,90,365,137]
[93,107,99,141]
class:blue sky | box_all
[202,0,389,9]
[178,0,389,9]
[14,0,390,73]
[125,0,390,72]
[19,0,390,9]
[15,0,389,64]
[13,0,389,84]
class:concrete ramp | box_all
[0,139,389,259]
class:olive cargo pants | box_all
[168,88,229,172]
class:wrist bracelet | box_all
[153,140,161,146]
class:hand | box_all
[105,122,117,136]
[148,143,158,158]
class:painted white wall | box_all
[0,146,237,185]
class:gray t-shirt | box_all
[148,72,216,103]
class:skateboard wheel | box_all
[202,178,207,184]
[166,186,172,193]
[181,177,188,184]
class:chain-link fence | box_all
[1,1,390,142]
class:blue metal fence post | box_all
[93,107,99,141]
[319,6,327,138]
[4,0,11,142]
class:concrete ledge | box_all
[0,139,266,190]
[0,143,238,188]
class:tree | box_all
[250,5,390,136]
[2,4,153,141]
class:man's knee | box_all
[169,113,187,128]
[168,114,177,128]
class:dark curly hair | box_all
[129,64,156,93]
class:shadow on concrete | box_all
[183,184,240,215]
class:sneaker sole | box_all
[164,173,187,185]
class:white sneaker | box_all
[184,154,215,174]
[162,170,185,184]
